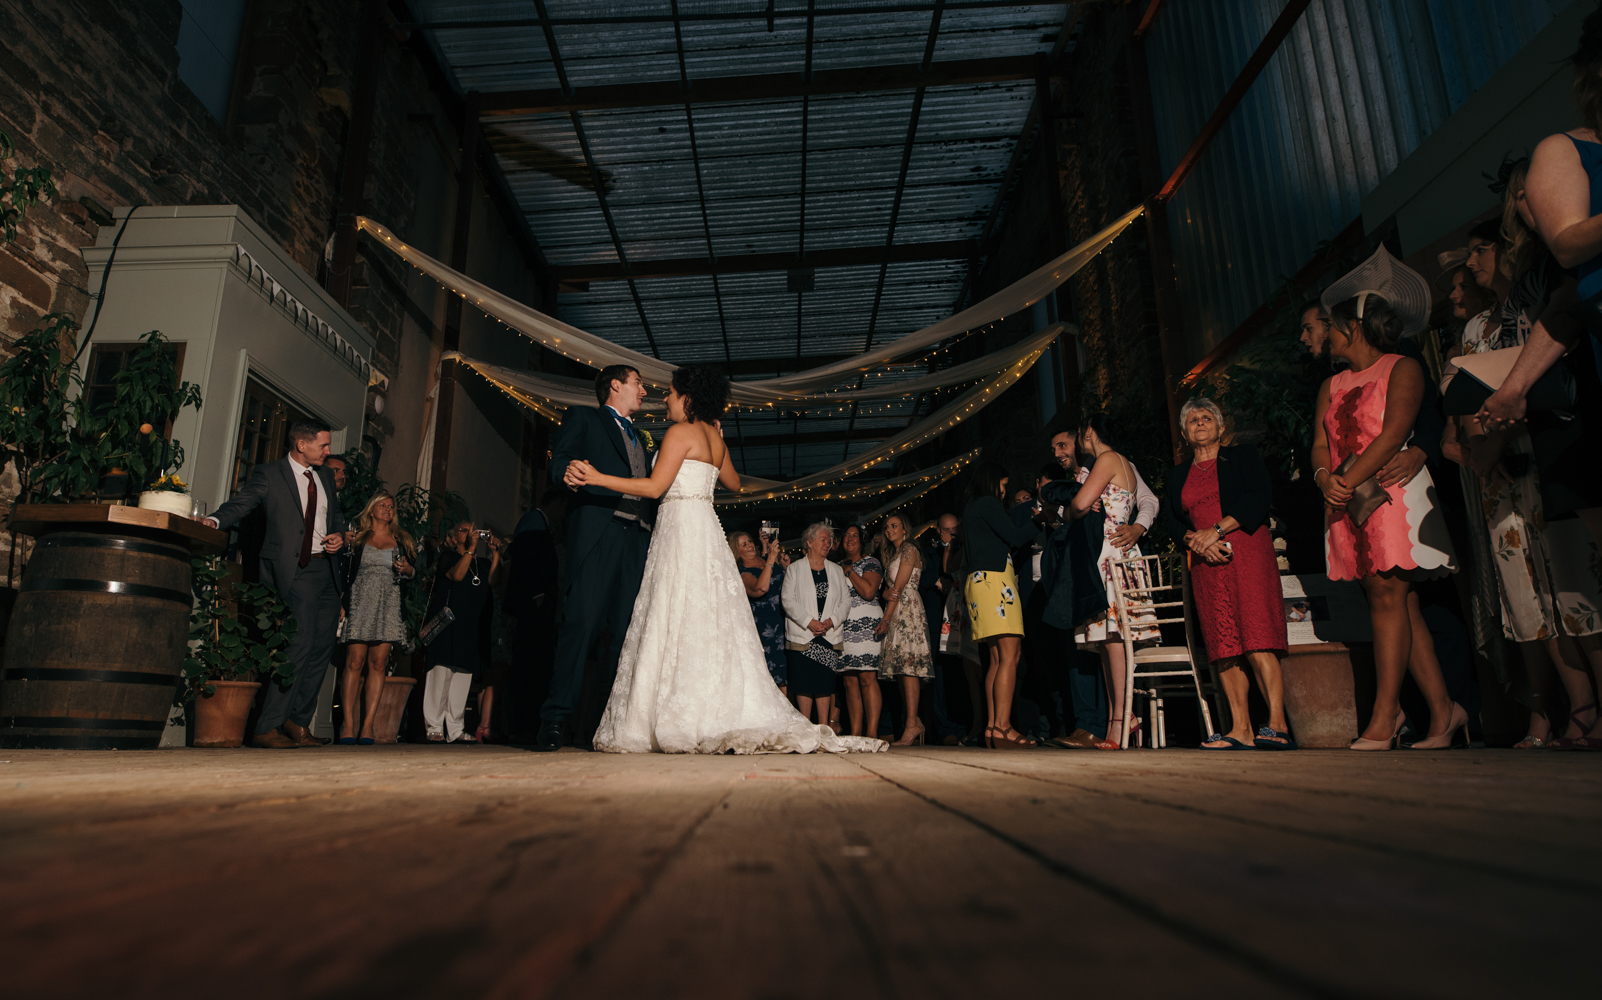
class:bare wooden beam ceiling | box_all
[478,56,1049,117]
[557,239,977,282]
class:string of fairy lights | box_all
[715,448,981,508]
[358,217,1034,411]
[356,212,1134,510]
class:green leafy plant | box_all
[0,324,204,505]
[179,555,298,706]
[0,314,88,503]
[1191,333,1325,478]
[0,128,55,243]
[333,448,383,524]
[95,330,203,492]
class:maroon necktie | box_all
[299,470,317,567]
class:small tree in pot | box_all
[179,556,298,747]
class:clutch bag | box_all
[419,603,455,646]
[1335,454,1392,527]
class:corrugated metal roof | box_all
[1144,0,1568,360]
[407,0,1069,477]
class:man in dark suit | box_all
[534,364,655,750]
[206,418,348,748]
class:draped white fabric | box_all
[717,448,980,508]
[450,324,1067,414]
[355,206,1139,403]
[705,345,1048,503]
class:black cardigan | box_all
[1161,442,1273,540]
[960,495,1038,573]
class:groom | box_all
[533,364,656,751]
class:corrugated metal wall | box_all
[1144,0,1571,359]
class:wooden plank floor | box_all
[1,744,1595,999]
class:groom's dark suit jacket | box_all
[549,405,657,566]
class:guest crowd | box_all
[204,16,1602,755]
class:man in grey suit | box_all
[206,419,348,748]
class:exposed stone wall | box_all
[0,1,549,521]
[0,0,347,336]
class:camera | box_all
[478,529,491,541]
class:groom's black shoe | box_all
[532,722,565,752]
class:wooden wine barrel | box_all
[1,506,224,750]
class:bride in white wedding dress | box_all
[569,365,886,754]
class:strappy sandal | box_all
[1551,703,1598,750]
[1512,733,1550,749]
[993,727,1037,749]
[983,726,1001,749]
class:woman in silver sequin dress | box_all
[338,492,416,744]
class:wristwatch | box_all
[1213,521,1229,537]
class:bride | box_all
[570,364,887,754]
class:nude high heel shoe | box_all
[1350,708,1407,751]
[1407,702,1470,750]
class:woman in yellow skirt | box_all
[960,461,1040,748]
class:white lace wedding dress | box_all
[593,459,887,754]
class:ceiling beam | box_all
[557,238,976,282]
[478,56,1047,117]
[407,4,1072,31]
[722,354,852,377]
[724,429,893,449]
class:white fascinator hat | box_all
[1319,245,1433,338]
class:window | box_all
[175,0,250,125]
[231,376,311,493]
[228,377,311,581]
[83,341,187,428]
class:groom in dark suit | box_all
[206,418,348,748]
[534,364,655,751]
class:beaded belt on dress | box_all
[660,493,712,503]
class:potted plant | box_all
[179,555,297,748]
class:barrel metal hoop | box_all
[2,715,167,731]
[2,667,179,687]
[20,577,192,605]
[35,535,190,560]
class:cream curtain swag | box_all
[355,204,1141,404]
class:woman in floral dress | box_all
[1453,219,1602,748]
[875,514,933,745]
[1068,415,1159,750]
[836,524,884,739]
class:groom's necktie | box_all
[609,409,638,446]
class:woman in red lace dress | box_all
[1163,398,1291,750]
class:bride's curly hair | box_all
[671,364,731,424]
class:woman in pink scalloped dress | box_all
[1312,288,1462,752]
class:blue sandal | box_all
[1253,726,1298,750]
[1201,734,1256,750]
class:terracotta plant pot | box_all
[373,677,416,744]
[192,680,261,747]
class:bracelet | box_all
[1313,467,1330,483]
[1213,521,1229,537]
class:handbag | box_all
[419,582,455,647]
[1334,454,1392,527]
[1441,345,1576,416]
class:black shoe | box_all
[532,722,564,752]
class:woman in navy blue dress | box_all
[730,530,790,691]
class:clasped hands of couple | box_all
[563,459,608,489]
